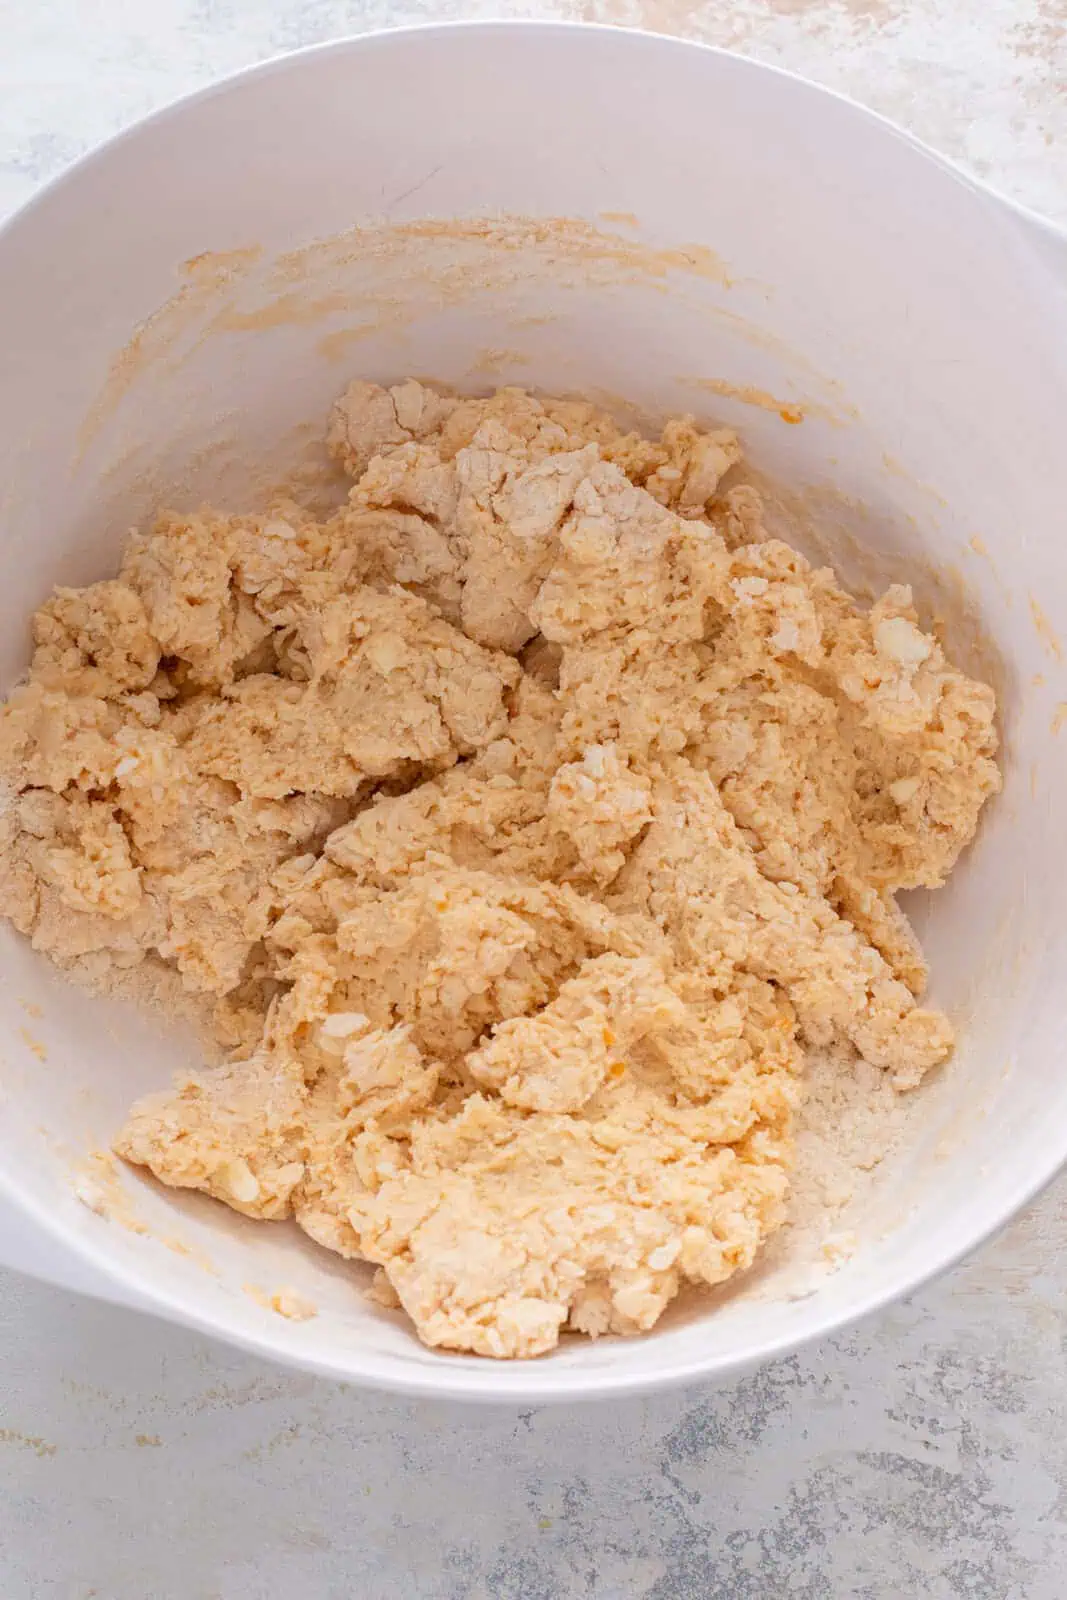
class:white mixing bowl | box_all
[1,23,1065,1403]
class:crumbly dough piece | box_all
[0,381,1000,1358]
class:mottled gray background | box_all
[2,3,1066,1596]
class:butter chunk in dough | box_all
[0,381,1001,1359]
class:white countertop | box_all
[2,4,1066,1597]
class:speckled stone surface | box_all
[1,4,1066,1597]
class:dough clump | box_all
[0,382,1000,1358]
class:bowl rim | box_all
[1,17,1063,1403]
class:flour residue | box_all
[244,1282,318,1322]
[1030,595,1063,662]
[77,247,264,459]
[78,215,739,455]
[74,1150,151,1237]
[682,374,809,425]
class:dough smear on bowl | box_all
[0,381,1001,1358]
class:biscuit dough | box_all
[0,382,1000,1358]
